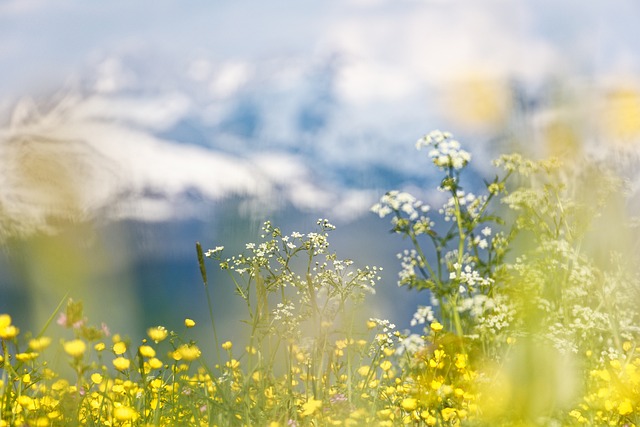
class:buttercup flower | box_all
[63,339,86,358]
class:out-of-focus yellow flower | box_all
[113,341,127,355]
[300,398,322,417]
[222,341,233,350]
[147,326,168,343]
[113,357,131,371]
[0,314,11,329]
[357,366,370,377]
[380,360,392,371]
[148,357,163,370]
[441,407,457,422]
[90,373,103,384]
[17,395,36,410]
[430,322,443,332]
[113,405,136,421]
[0,314,19,340]
[16,352,39,362]
[174,344,201,362]
[138,345,156,358]
[618,399,633,416]
[225,359,240,369]
[63,339,86,358]
[29,336,52,351]
[184,318,196,328]
[401,398,417,412]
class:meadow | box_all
[1,130,639,426]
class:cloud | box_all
[0,91,366,236]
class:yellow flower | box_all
[301,398,322,417]
[138,345,156,358]
[113,341,127,355]
[0,322,19,339]
[113,357,131,371]
[148,357,163,369]
[94,342,106,352]
[16,352,39,362]
[357,366,370,377]
[225,359,240,369]
[63,339,87,358]
[380,360,392,371]
[184,318,196,328]
[17,395,36,410]
[175,344,201,362]
[401,398,418,412]
[430,321,443,332]
[421,412,437,425]
[91,373,103,384]
[0,314,11,329]
[441,407,457,421]
[222,341,233,350]
[29,336,52,351]
[147,326,168,343]
[113,405,136,421]
[618,399,633,416]
[454,354,467,369]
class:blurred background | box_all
[1,0,640,349]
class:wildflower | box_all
[301,398,322,417]
[91,373,103,384]
[222,341,233,350]
[618,399,633,416]
[204,246,224,257]
[175,344,201,361]
[184,318,196,328]
[94,342,106,351]
[63,339,87,358]
[113,405,136,421]
[401,398,418,411]
[441,407,457,422]
[0,320,18,339]
[147,326,168,343]
[138,345,156,358]
[148,357,163,369]
[113,341,127,355]
[29,336,52,351]
[113,357,131,371]
[380,360,392,371]
[430,321,444,332]
[15,352,39,362]
[357,366,371,377]
[225,358,240,369]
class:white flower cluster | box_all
[439,191,486,222]
[204,246,224,257]
[416,130,471,170]
[397,249,422,287]
[458,294,515,336]
[410,305,435,327]
[396,333,427,356]
[370,191,430,220]
[368,318,397,350]
[450,263,494,292]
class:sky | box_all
[1,1,640,228]
[1,0,640,336]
